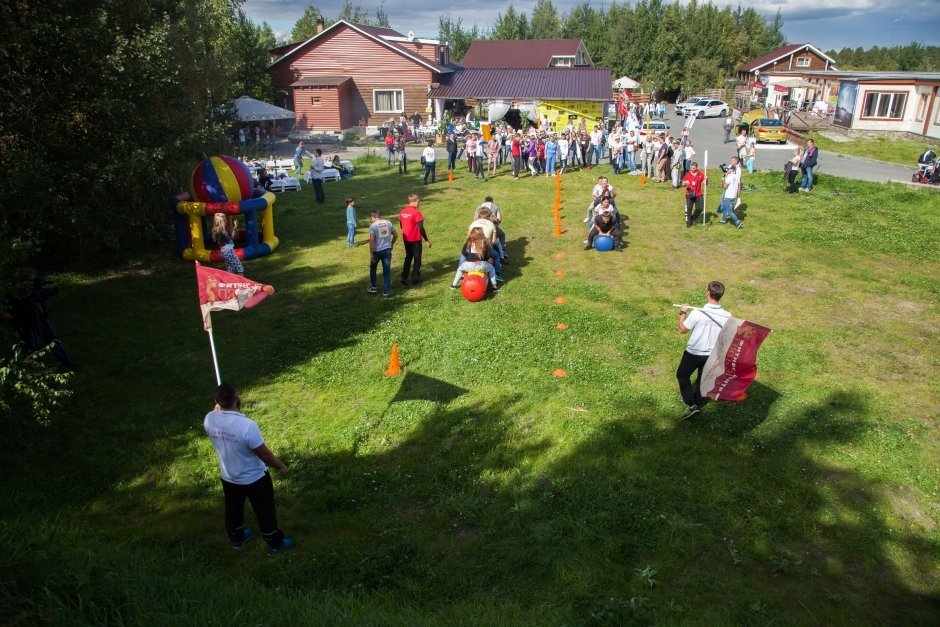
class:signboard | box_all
[773,85,789,93]
[834,81,858,129]
[536,100,604,128]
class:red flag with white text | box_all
[699,318,771,401]
[195,262,274,331]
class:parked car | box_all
[675,96,707,116]
[638,121,670,139]
[748,118,788,143]
[684,99,730,118]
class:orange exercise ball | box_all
[461,273,487,302]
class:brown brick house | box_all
[268,21,457,134]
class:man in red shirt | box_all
[682,161,707,227]
[511,133,522,179]
[398,194,432,286]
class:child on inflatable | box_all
[450,227,501,293]
[211,213,244,275]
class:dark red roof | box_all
[429,68,612,101]
[461,39,583,68]
[739,44,835,73]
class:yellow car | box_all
[749,118,788,144]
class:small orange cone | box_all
[640,171,647,185]
[448,169,454,183]
[556,322,569,329]
[553,369,568,377]
[554,270,565,277]
[553,297,567,304]
[384,344,401,377]
[554,218,563,237]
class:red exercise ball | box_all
[461,274,488,301]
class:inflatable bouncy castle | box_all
[173,155,279,262]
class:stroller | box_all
[912,149,939,185]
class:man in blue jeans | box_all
[717,157,744,229]
[799,138,818,192]
[368,210,398,297]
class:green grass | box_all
[1,159,938,625]
[810,132,940,167]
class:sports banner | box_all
[699,317,771,401]
[195,262,273,331]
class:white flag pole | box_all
[703,150,709,225]
[206,313,222,386]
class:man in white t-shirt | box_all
[717,157,743,228]
[204,383,293,554]
[676,281,731,419]
[421,141,436,185]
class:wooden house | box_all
[268,21,457,134]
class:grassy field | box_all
[811,132,939,167]
[1,157,938,625]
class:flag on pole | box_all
[699,317,771,401]
[195,262,274,331]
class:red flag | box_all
[618,96,628,116]
[195,262,274,331]
[699,318,771,402]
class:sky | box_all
[242,0,940,51]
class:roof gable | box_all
[269,20,453,74]
[739,43,837,73]
[462,39,586,68]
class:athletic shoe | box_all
[490,285,501,292]
[584,244,592,250]
[383,293,390,298]
[267,537,294,555]
[681,405,700,420]
[231,527,253,549]
[366,286,378,294]
[400,279,408,286]
[495,274,505,282]
[450,283,458,290]
[583,217,591,223]
[736,222,744,230]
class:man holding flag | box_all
[676,281,731,419]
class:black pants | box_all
[424,162,436,183]
[676,350,709,407]
[787,169,798,193]
[312,178,324,203]
[685,194,704,225]
[512,155,521,177]
[222,472,284,547]
[448,153,456,170]
[401,240,423,283]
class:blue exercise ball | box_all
[594,235,615,252]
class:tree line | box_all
[826,43,940,72]
[439,0,786,99]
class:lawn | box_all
[1,157,938,625]
[811,132,939,167]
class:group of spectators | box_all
[229,124,278,154]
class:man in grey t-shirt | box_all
[367,210,398,297]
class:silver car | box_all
[675,97,707,115]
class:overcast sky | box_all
[243,0,940,51]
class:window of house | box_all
[551,56,573,67]
[796,57,811,67]
[373,89,404,113]
[437,46,448,65]
[915,93,928,121]
[861,91,907,119]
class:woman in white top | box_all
[684,141,696,175]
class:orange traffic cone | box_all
[554,218,563,237]
[448,169,454,183]
[384,344,401,377]
[640,171,647,185]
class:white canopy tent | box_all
[612,76,641,90]
[228,96,296,122]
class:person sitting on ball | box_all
[468,206,504,282]
[585,199,621,250]
[450,227,501,292]
[474,197,506,262]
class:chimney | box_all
[316,21,324,34]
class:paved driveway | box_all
[660,111,912,184]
